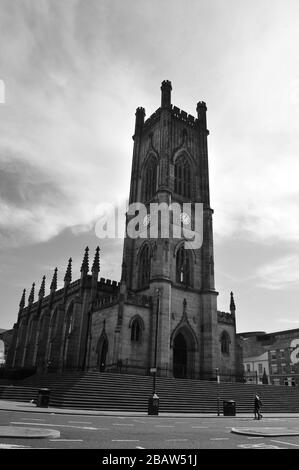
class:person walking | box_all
[254,394,262,420]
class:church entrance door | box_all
[173,332,187,378]
[98,338,108,372]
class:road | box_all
[1,410,299,450]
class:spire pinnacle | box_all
[80,246,89,275]
[230,291,236,314]
[161,80,172,108]
[50,267,58,292]
[19,289,26,310]
[92,246,100,275]
[38,275,46,299]
[28,282,35,305]
[64,258,72,284]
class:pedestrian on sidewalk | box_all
[254,394,262,420]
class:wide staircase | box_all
[1,371,299,413]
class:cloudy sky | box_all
[0,0,299,333]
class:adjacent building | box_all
[238,329,299,385]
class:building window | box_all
[220,331,230,355]
[246,364,250,372]
[176,245,192,287]
[174,155,191,198]
[139,244,151,289]
[271,364,278,374]
[270,350,277,361]
[280,349,285,359]
[281,363,286,374]
[131,318,142,342]
[290,364,295,374]
[258,363,263,374]
[143,156,157,202]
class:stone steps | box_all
[1,372,299,413]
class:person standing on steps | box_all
[254,394,262,420]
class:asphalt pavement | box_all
[1,399,299,438]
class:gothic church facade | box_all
[7,81,242,381]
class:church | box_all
[6,81,243,381]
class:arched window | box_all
[49,309,58,340]
[131,318,142,342]
[139,244,151,289]
[220,331,230,355]
[176,245,192,287]
[143,156,157,202]
[65,302,74,337]
[174,155,191,198]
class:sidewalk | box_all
[1,399,299,438]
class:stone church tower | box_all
[7,81,241,381]
[118,80,223,379]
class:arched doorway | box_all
[173,333,187,378]
[97,336,108,372]
[171,325,198,379]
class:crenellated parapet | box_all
[143,108,162,132]
[217,310,235,325]
[143,105,199,133]
[171,105,198,128]
[98,278,120,291]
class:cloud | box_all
[254,254,299,290]
[0,152,110,247]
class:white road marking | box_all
[10,421,108,430]
[271,440,299,447]
[210,438,230,441]
[166,439,188,442]
[0,443,31,448]
[113,423,134,426]
[21,418,45,421]
[136,446,145,449]
[112,439,140,442]
[155,425,175,428]
[192,426,209,429]
[50,439,83,442]
[68,421,92,424]
[238,443,286,449]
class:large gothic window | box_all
[176,245,192,287]
[220,331,230,355]
[65,302,74,337]
[143,156,157,202]
[49,310,58,340]
[174,155,191,198]
[139,244,151,289]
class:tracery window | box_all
[174,155,191,198]
[220,331,230,355]
[131,317,142,342]
[139,244,151,288]
[143,156,157,201]
[176,245,192,287]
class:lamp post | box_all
[148,289,160,415]
[215,367,220,416]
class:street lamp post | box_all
[148,289,160,415]
[215,367,220,416]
